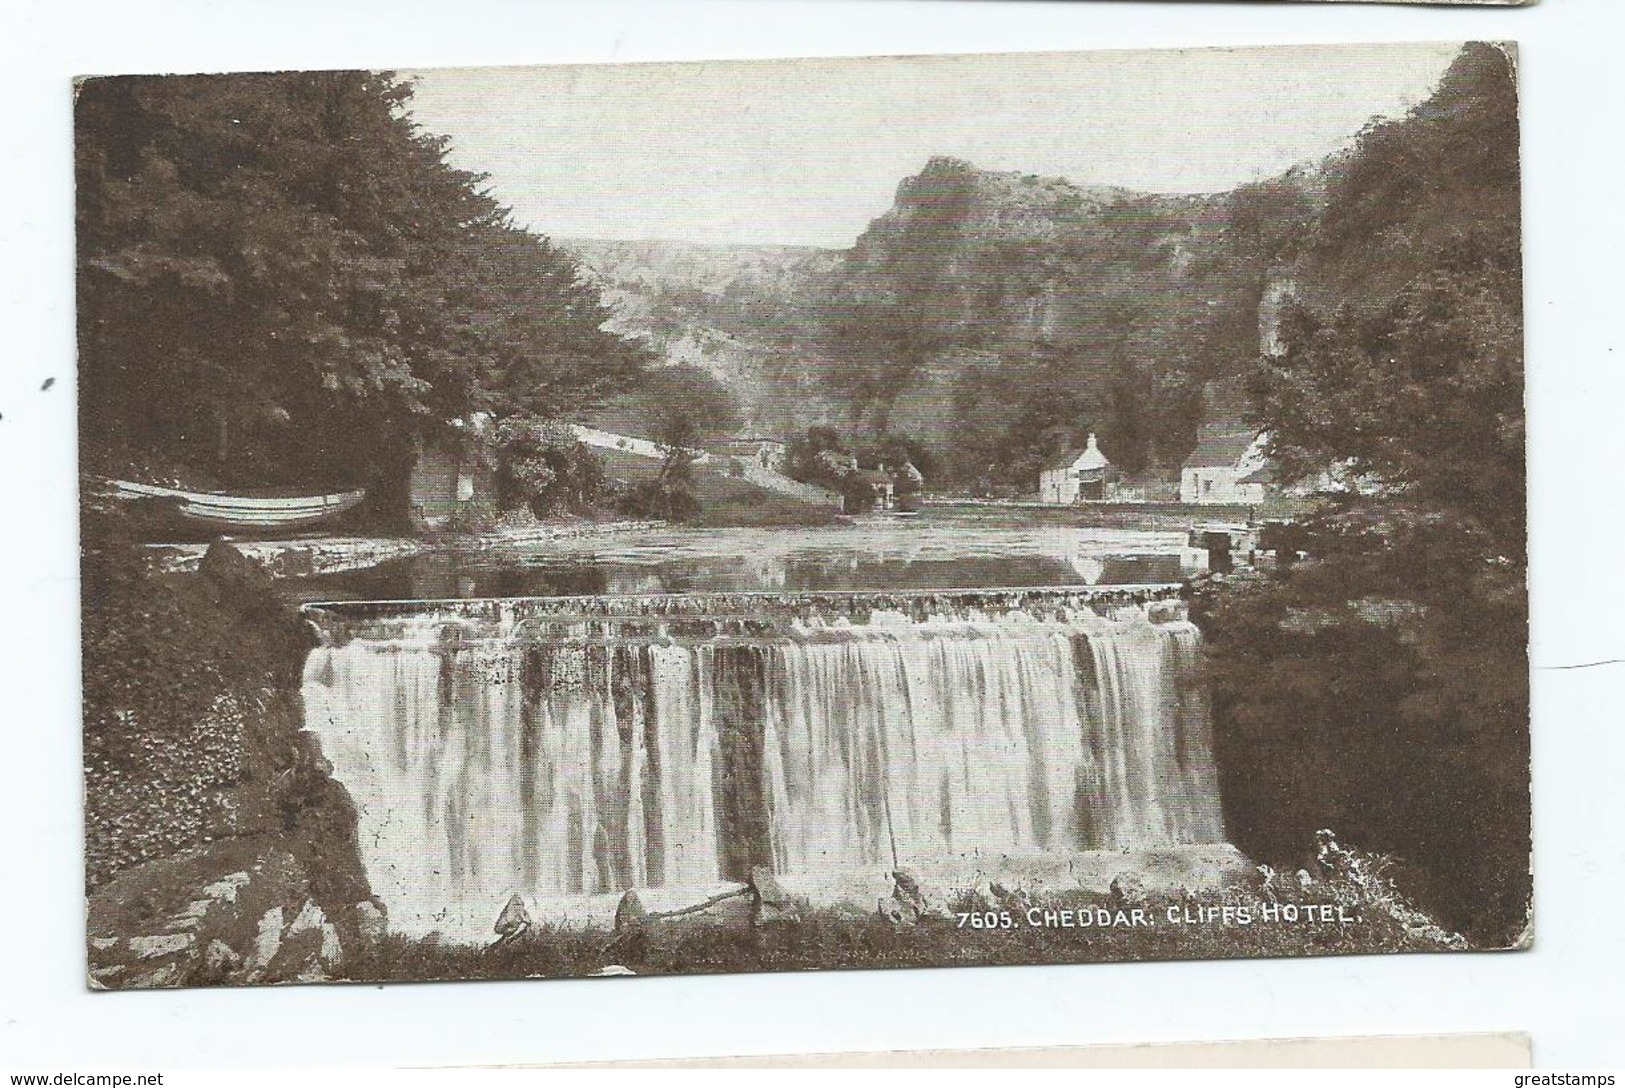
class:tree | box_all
[620,363,742,448]
[1197,44,1528,945]
[75,71,647,520]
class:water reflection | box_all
[302,524,1197,601]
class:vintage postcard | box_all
[77,42,1527,990]
[550,1033,1535,1068]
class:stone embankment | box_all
[143,519,664,578]
[144,536,428,578]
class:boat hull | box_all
[108,480,367,531]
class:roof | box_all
[1185,428,1263,469]
[1043,433,1111,474]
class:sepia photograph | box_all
[75,41,1527,991]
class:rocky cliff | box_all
[562,156,1321,489]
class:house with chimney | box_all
[1039,434,1111,504]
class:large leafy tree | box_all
[1200,44,1528,945]
[76,71,645,507]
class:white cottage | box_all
[1180,428,1270,505]
[1039,434,1111,504]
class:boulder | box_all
[125,962,186,989]
[612,884,753,933]
[877,896,912,926]
[318,921,343,970]
[890,869,953,922]
[87,964,128,990]
[85,839,323,990]
[128,933,191,960]
[749,866,801,926]
[198,872,252,904]
[1108,873,1149,906]
[196,939,244,984]
[989,881,1035,916]
[494,893,532,939]
[891,869,929,916]
[245,906,285,978]
[198,539,271,598]
[613,889,649,932]
[267,899,344,980]
[353,900,388,946]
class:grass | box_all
[593,445,843,528]
[334,851,1469,986]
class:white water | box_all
[301,607,1224,940]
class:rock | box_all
[198,540,274,601]
[285,898,327,938]
[126,961,185,989]
[750,866,800,925]
[882,868,952,922]
[877,896,912,926]
[613,884,752,933]
[589,965,636,977]
[293,960,331,984]
[87,964,127,988]
[203,939,243,974]
[494,893,532,938]
[268,899,337,980]
[317,922,343,969]
[128,933,192,960]
[245,906,285,976]
[892,869,928,916]
[89,936,120,953]
[353,900,387,945]
[199,873,252,904]
[989,881,1034,915]
[1108,873,1148,905]
[613,889,648,931]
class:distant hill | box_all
[557,238,848,437]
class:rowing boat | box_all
[107,479,367,530]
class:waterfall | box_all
[300,603,1225,940]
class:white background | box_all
[1,0,1621,1070]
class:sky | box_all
[402,43,1463,249]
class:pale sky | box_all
[402,43,1463,249]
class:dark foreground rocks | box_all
[83,533,375,989]
[86,835,385,988]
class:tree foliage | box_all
[1199,44,1528,945]
[489,418,609,517]
[75,71,647,512]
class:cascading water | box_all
[300,595,1225,941]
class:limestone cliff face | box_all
[562,157,1319,481]
[836,157,1156,344]
[822,157,1318,475]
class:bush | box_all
[490,417,608,517]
